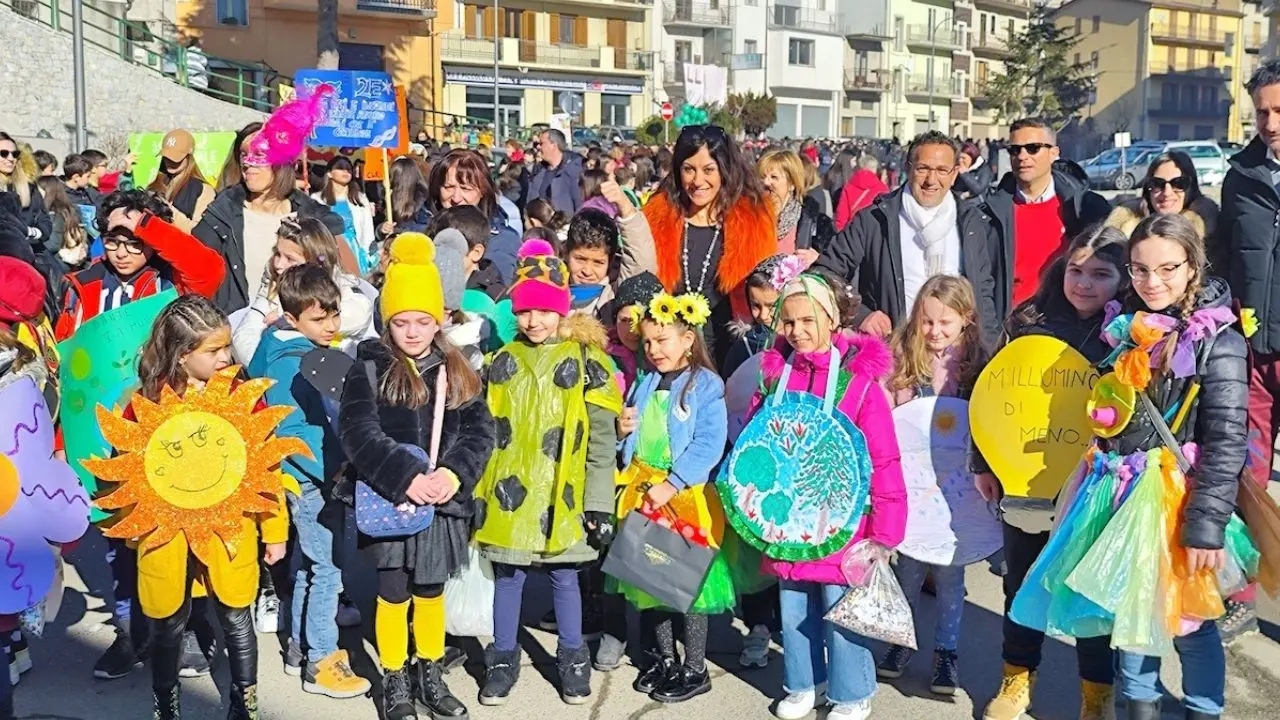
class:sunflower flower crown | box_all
[629,292,712,333]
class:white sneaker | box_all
[335,597,361,628]
[740,624,771,668]
[254,591,280,634]
[774,684,828,720]
[827,699,872,720]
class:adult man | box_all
[981,118,1111,324]
[527,129,583,215]
[814,130,1000,345]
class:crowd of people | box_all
[4,57,1280,720]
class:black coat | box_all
[813,186,1001,348]
[981,169,1112,326]
[192,186,345,313]
[955,160,995,199]
[1213,136,1280,354]
[1101,279,1247,550]
[795,194,836,253]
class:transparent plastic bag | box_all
[824,541,917,650]
[444,545,495,637]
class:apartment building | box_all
[962,0,1034,140]
[654,0,844,137]
[1242,0,1272,140]
[1053,0,1248,144]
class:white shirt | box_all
[1017,177,1057,204]
[242,206,284,300]
[898,208,961,311]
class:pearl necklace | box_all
[682,220,721,294]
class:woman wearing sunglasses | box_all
[0,132,52,248]
[1107,151,1219,239]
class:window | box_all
[554,91,584,117]
[1091,15,1100,32]
[775,5,799,27]
[338,42,385,71]
[855,49,869,76]
[1091,51,1099,70]
[502,9,521,38]
[1158,124,1180,141]
[558,14,576,44]
[894,16,904,51]
[1225,32,1235,58]
[788,38,814,66]
[466,87,523,129]
[1074,52,1080,65]
[817,0,826,10]
[601,94,631,126]
[1075,18,1082,35]
[1181,84,1197,111]
[745,0,757,5]
[1162,82,1178,108]
[1204,86,1219,112]
[215,0,247,26]
[744,39,758,55]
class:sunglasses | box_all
[1009,143,1055,157]
[0,150,16,160]
[1147,176,1189,192]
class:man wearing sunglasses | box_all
[981,118,1111,323]
[528,129,583,216]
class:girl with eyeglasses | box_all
[1106,151,1220,240]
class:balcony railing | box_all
[1148,63,1232,81]
[662,0,730,27]
[844,70,891,92]
[768,3,839,34]
[971,0,1032,16]
[354,0,435,15]
[441,34,647,72]
[904,72,962,98]
[906,24,965,50]
[1150,23,1231,46]
[727,52,764,70]
[1148,104,1223,119]
[971,33,1008,55]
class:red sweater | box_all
[1011,195,1067,307]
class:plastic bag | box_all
[444,545,495,637]
[824,541,917,650]
[1237,474,1280,597]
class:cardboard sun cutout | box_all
[85,367,309,565]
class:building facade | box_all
[1053,0,1248,145]
[962,0,1033,140]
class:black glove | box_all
[584,511,616,550]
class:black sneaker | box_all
[929,649,959,696]
[178,630,211,678]
[580,606,604,642]
[94,630,144,680]
[651,664,711,703]
[633,654,677,695]
[441,645,467,673]
[557,644,592,705]
[1219,599,1259,645]
[537,610,558,633]
[478,644,520,706]
[877,644,914,679]
[413,659,467,718]
[380,667,417,720]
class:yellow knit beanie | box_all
[380,232,444,323]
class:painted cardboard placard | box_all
[295,69,401,149]
[129,132,237,189]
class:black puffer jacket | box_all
[1213,137,1280,354]
[794,194,836,252]
[1101,277,1247,550]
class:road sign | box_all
[1114,131,1132,149]
[661,102,674,121]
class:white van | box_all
[1163,141,1229,186]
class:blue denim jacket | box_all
[620,366,727,490]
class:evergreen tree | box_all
[987,5,1096,127]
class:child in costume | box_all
[337,233,497,720]
[473,238,623,706]
[722,254,789,380]
[231,215,373,365]
[879,275,988,695]
[617,291,728,703]
[91,294,291,719]
[743,269,906,720]
[246,265,370,700]
[974,224,1128,720]
[1009,214,1247,720]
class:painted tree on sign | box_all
[986,5,1095,128]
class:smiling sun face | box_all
[85,367,309,564]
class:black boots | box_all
[633,653,677,695]
[226,683,258,720]
[414,659,468,718]
[556,643,592,705]
[152,685,180,720]
[478,644,520,706]
[381,666,417,720]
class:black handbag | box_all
[601,509,716,613]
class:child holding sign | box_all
[975,224,1127,720]
[880,275,988,696]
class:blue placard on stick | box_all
[295,69,400,149]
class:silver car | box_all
[1085,145,1163,190]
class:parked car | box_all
[1084,143,1163,190]
[1163,140,1229,186]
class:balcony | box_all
[726,52,764,70]
[906,24,966,52]
[768,3,840,35]
[662,0,731,28]
[354,0,435,14]
[264,0,436,19]
[1149,23,1232,48]
[1148,102,1227,119]
[440,34,650,74]
[971,0,1032,17]
[971,32,1009,57]
[1148,64,1232,82]
[843,21,893,47]
[904,72,963,100]
[844,70,891,93]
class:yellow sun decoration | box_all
[85,367,309,566]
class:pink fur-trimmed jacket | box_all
[745,332,908,586]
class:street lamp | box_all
[493,0,501,143]
[927,16,964,131]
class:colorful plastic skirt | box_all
[1010,443,1259,656]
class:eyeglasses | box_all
[0,150,16,160]
[103,236,146,255]
[1147,176,1189,193]
[911,164,957,179]
[1126,260,1187,281]
[1009,143,1055,157]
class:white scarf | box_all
[900,189,957,276]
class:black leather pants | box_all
[149,560,257,692]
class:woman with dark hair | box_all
[823,147,859,207]
[642,125,776,363]
[215,122,262,192]
[193,106,345,314]
[384,156,432,236]
[425,148,522,283]
[955,141,994,199]
[35,176,89,269]
[1106,150,1219,239]
[148,129,216,232]
[314,155,377,275]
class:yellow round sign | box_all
[969,336,1099,499]
[144,411,248,510]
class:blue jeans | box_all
[1116,620,1225,716]
[287,482,343,663]
[779,579,877,705]
[894,556,966,652]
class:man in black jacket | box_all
[813,131,1000,346]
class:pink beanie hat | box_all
[509,239,571,316]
